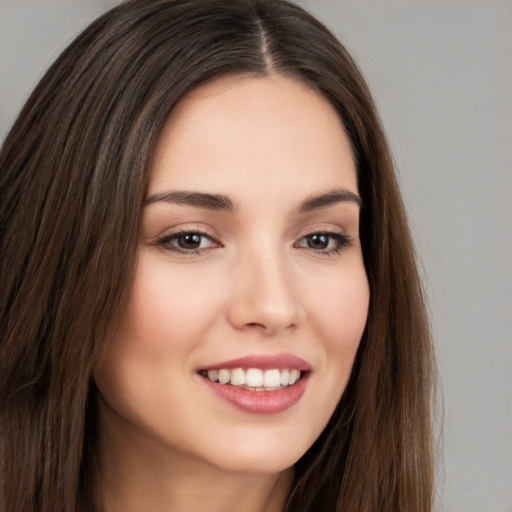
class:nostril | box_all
[243,320,297,334]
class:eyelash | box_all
[156,229,221,255]
[155,229,354,256]
[294,231,354,256]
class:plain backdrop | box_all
[1,1,511,511]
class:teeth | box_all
[246,368,263,387]
[203,367,303,389]
[263,369,281,387]
[218,369,230,384]
[289,369,300,385]
[230,368,246,386]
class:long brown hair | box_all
[0,1,437,510]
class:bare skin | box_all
[95,74,369,511]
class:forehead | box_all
[148,74,357,200]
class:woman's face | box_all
[94,75,369,475]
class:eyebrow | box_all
[145,191,235,212]
[297,188,362,212]
[145,187,362,213]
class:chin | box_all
[212,451,298,476]
[198,431,315,476]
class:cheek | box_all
[306,264,369,399]
[117,253,222,354]
[313,265,370,352]
[94,254,223,413]
[93,254,220,433]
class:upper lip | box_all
[200,353,312,371]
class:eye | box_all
[295,231,353,254]
[156,230,220,254]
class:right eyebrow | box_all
[145,190,235,212]
[297,188,362,213]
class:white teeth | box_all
[245,368,263,387]
[230,368,246,386]
[263,369,281,387]
[288,369,300,385]
[204,367,303,389]
[218,369,230,384]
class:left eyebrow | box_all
[296,188,362,213]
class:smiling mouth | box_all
[199,368,304,391]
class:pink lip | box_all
[200,373,310,415]
[198,353,311,414]
[200,353,312,371]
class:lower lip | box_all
[200,374,309,414]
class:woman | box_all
[0,0,437,511]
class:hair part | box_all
[0,1,437,511]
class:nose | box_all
[226,248,303,335]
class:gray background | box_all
[1,1,511,511]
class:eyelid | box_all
[294,223,349,240]
[151,222,220,242]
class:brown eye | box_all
[306,234,329,250]
[295,231,352,255]
[177,233,202,249]
[156,230,220,254]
